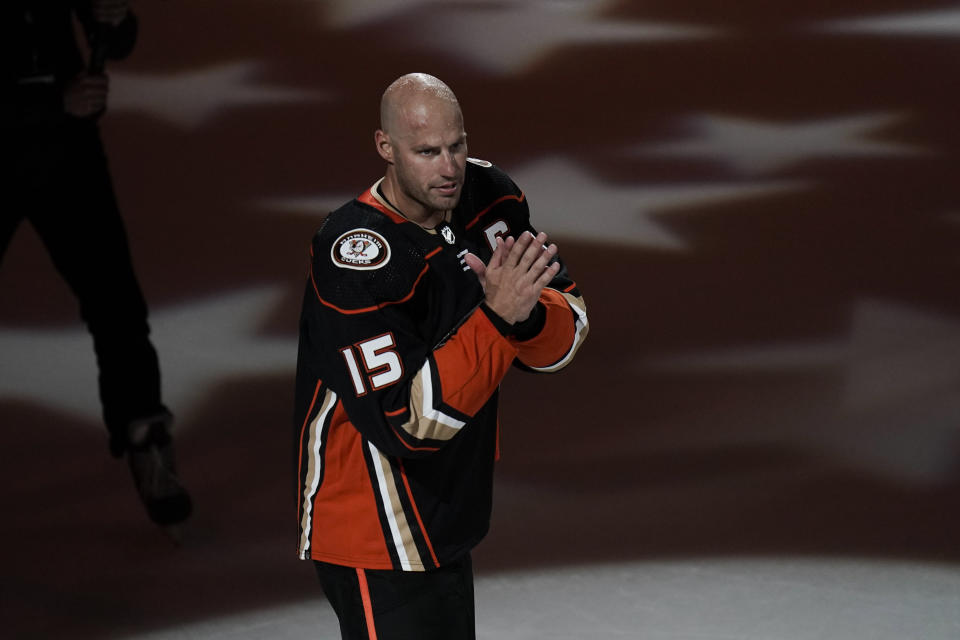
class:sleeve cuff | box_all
[479,301,546,340]
[479,303,514,337]
[509,301,546,342]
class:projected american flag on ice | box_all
[1,2,959,636]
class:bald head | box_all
[379,73,462,138]
[374,73,469,224]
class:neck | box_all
[380,176,446,229]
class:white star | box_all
[257,193,355,217]
[843,299,960,412]
[0,286,298,427]
[312,0,716,72]
[109,62,332,129]
[636,112,924,175]
[510,157,805,250]
[409,4,715,73]
[642,299,960,483]
[819,8,960,36]
[318,0,474,27]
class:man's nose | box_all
[440,150,460,176]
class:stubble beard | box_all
[397,171,462,220]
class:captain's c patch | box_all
[332,229,391,270]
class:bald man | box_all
[294,73,589,639]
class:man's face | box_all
[387,100,468,217]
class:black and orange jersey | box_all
[294,159,588,571]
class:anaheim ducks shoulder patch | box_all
[331,228,391,270]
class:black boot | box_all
[126,413,193,527]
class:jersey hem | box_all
[301,549,429,572]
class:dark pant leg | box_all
[314,561,376,640]
[314,555,476,640]
[0,203,25,266]
[27,124,166,454]
[1,129,37,265]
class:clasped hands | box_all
[464,231,560,325]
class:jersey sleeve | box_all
[303,224,518,459]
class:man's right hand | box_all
[64,73,109,118]
[464,231,560,325]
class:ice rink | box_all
[4,1,959,638]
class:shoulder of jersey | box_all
[464,157,521,198]
[311,200,425,311]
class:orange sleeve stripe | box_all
[432,310,517,415]
[564,281,578,293]
[398,460,440,567]
[310,262,431,315]
[464,193,526,230]
[355,569,379,640]
[511,288,577,367]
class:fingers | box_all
[533,254,561,289]
[486,231,560,287]
[65,73,109,117]
[487,236,505,270]
[80,75,108,109]
[463,252,487,287]
[506,231,557,283]
[502,230,535,268]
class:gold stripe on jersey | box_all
[396,361,466,443]
[367,442,425,571]
[298,387,338,559]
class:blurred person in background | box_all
[2,0,191,531]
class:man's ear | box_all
[375,130,393,163]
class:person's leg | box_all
[314,555,476,640]
[314,561,376,640]
[49,129,164,441]
[30,125,190,526]
[0,204,25,267]
[2,131,44,267]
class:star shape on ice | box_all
[641,299,960,483]
[109,62,332,129]
[405,3,715,73]
[256,193,357,218]
[0,286,298,428]
[318,0,476,27]
[509,157,806,250]
[314,0,717,73]
[635,112,925,175]
[817,7,960,36]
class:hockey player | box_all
[294,73,588,639]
